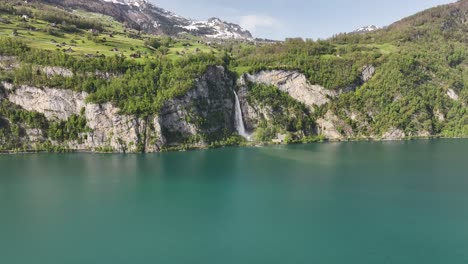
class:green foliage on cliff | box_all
[0,100,48,150]
[0,0,467,152]
[229,38,383,90]
[247,83,315,142]
[48,112,89,142]
[0,35,227,117]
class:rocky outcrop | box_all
[4,84,157,152]
[447,89,459,101]
[2,66,237,152]
[25,129,44,142]
[8,85,87,120]
[361,65,376,82]
[1,63,410,151]
[435,109,445,121]
[236,85,261,131]
[243,70,337,108]
[41,66,73,78]
[316,111,354,140]
[0,56,18,71]
[160,65,235,145]
[382,128,406,140]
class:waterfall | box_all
[233,91,250,140]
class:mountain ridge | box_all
[40,0,253,39]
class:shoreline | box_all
[1,136,467,155]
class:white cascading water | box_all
[233,91,251,140]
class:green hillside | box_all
[0,0,466,152]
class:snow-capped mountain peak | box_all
[99,0,252,39]
[354,25,380,33]
[48,0,253,39]
[102,0,147,8]
[180,17,252,40]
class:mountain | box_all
[40,0,252,39]
[353,25,380,33]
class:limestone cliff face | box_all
[160,65,236,146]
[236,70,336,133]
[1,65,235,152]
[316,111,354,140]
[1,64,403,151]
[243,70,337,108]
[237,67,379,140]
[4,84,155,152]
[7,85,87,120]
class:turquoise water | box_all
[1,140,468,263]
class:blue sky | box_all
[150,0,456,40]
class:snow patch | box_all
[179,18,252,39]
[354,25,380,33]
[102,0,147,8]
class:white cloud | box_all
[239,15,280,34]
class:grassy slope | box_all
[0,7,215,61]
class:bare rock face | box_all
[5,84,161,152]
[237,69,376,137]
[447,89,459,101]
[160,65,235,145]
[26,129,45,142]
[41,66,74,78]
[82,103,144,152]
[144,116,166,152]
[1,81,14,91]
[244,70,337,108]
[0,56,18,71]
[2,65,237,152]
[361,65,376,82]
[8,85,87,120]
[236,85,259,132]
[316,111,354,140]
[382,128,406,140]
[435,109,446,122]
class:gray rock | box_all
[3,65,237,152]
[7,85,87,120]
[361,65,375,82]
[41,66,74,78]
[244,70,337,108]
[26,129,45,142]
[160,66,236,145]
[316,111,354,140]
[382,128,406,140]
[447,89,459,101]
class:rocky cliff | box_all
[41,0,253,39]
[243,70,337,108]
[1,63,434,153]
[160,66,236,147]
[236,67,376,140]
[0,66,237,152]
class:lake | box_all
[1,140,467,263]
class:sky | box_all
[150,0,456,40]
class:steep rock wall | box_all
[160,65,236,146]
[236,67,376,140]
[243,70,337,108]
[4,84,156,152]
[1,66,236,152]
